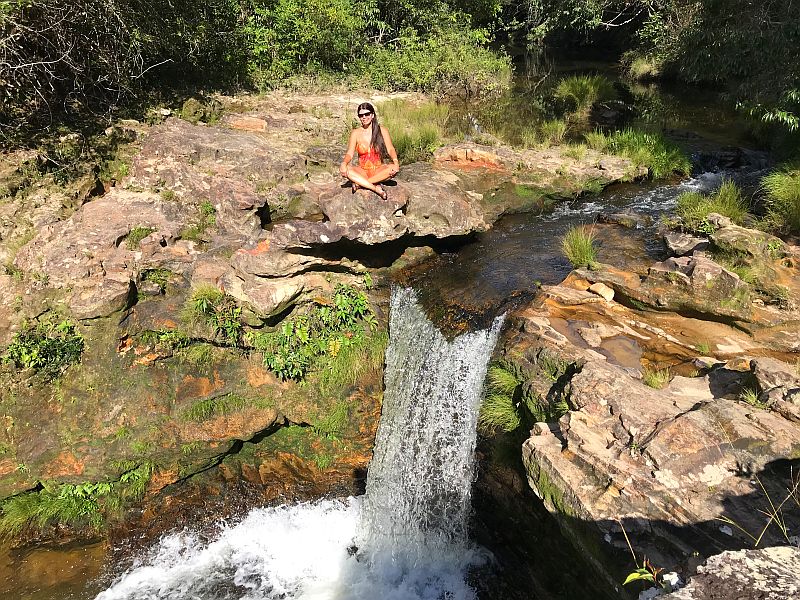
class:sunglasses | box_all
[358,112,373,118]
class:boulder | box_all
[662,546,800,600]
[663,232,709,257]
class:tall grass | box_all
[762,165,800,233]
[676,180,749,231]
[584,128,691,179]
[479,364,523,433]
[316,330,388,397]
[562,225,598,268]
[554,74,617,116]
[378,100,449,163]
[539,119,568,146]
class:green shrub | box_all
[246,283,377,381]
[553,74,617,116]
[362,26,511,103]
[561,225,598,268]
[246,0,366,86]
[590,129,691,179]
[676,180,749,232]
[762,165,800,233]
[3,319,84,379]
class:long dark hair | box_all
[358,102,388,159]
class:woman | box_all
[339,102,400,200]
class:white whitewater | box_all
[96,287,504,600]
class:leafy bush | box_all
[184,286,242,344]
[553,74,617,116]
[561,225,597,268]
[246,283,377,381]
[676,180,748,232]
[245,0,366,87]
[585,129,691,179]
[3,319,84,379]
[362,25,511,103]
[762,165,800,233]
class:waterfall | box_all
[96,288,504,600]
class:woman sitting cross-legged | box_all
[339,102,400,200]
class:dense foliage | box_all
[2,319,84,380]
[1,0,797,138]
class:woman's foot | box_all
[351,182,360,193]
[376,185,388,201]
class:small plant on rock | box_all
[642,367,670,389]
[562,224,598,268]
[3,319,84,380]
[184,285,242,344]
[126,226,155,249]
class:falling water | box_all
[96,288,504,600]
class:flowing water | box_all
[93,288,503,600]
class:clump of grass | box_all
[586,129,690,179]
[479,364,523,433]
[562,143,588,161]
[141,268,173,293]
[642,367,670,389]
[739,387,767,409]
[623,54,662,80]
[183,285,242,344]
[126,226,155,249]
[761,165,800,234]
[539,119,568,146]
[379,99,449,163]
[696,341,712,355]
[676,180,749,233]
[553,74,617,116]
[316,331,388,397]
[561,225,598,268]
[180,201,217,243]
[2,318,84,380]
[160,189,177,202]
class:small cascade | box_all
[96,288,503,600]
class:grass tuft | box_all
[585,128,691,179]
[561,225,598,268]
[642,367,670,389]
[762,165,800,233]
[676,180,749,232]
[539,119,568,146]
[554,74,617,116]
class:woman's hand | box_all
[339,163,348,177]
[389,163,400,176]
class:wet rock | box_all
[663,232,709,257]
[709,218,788,260]
[599,212,652,229]
[662,546,800,600]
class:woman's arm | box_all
[381,125,400,175]
[339,130,357,176]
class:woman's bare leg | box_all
[367,164,395,185]
[345,166,383,195]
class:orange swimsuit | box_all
[356,142,383,176]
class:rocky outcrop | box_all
[663,546,800,600]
